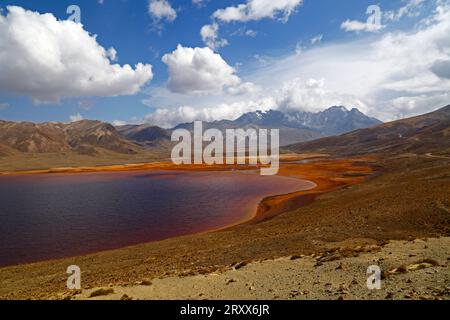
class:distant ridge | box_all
[286,105,450,156]
[172,106,382,146]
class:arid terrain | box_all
[75,237,450,300]
[0,153,448,300]
[0,106,449,300]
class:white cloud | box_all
[275,78,368,113]
[341,19,385,33]
[227,82,261,96]
[148,0,177,22]
[192,0,207,8]
[0,6,153,103]
[144,98,274,128]
[342,0,426,33]
[213,0,303,23]
[69,113,83,122]
[385,0,425,22]
[200,23,228,50]
[200,1,302,57]
[106,47,118,61]
[161,45,241,94]
[112,120,127,126]
[231,27,258,37]
[310,34,323,45]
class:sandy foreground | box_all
[73,237,449,300]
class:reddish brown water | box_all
[0,170,314,267]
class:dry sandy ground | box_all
[72,237,449,300]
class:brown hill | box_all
[0,120,141,155]
[116,124,172,147]
[286,105,450,156]
[65,120,140,155]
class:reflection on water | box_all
[0,170,312,267]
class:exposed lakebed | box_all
[0,170,314,267]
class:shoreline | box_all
[0,155,377,269]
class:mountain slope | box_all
[0,120,70,153]
[284,106,383,136]
[287,105,450,156]
[116,124,171,148]
[0,120,142,155]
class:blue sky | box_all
[0,0,448,126]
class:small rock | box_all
[139,279,152,286]
[89,288,114,298]
[314,262,323,267]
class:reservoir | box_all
[0,170,314,267]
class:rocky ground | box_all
[72,237,449,300]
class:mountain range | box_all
[125,106,382,147]
[2,105,449,161]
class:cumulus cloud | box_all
[0,6,153,103]
[144,98,274,128]
[161,45,241,94]
[213,0,303,23]
[200,23,228,50]
[275,78,368,113]
[148,0,177,22]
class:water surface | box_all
[0,170,313,267]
